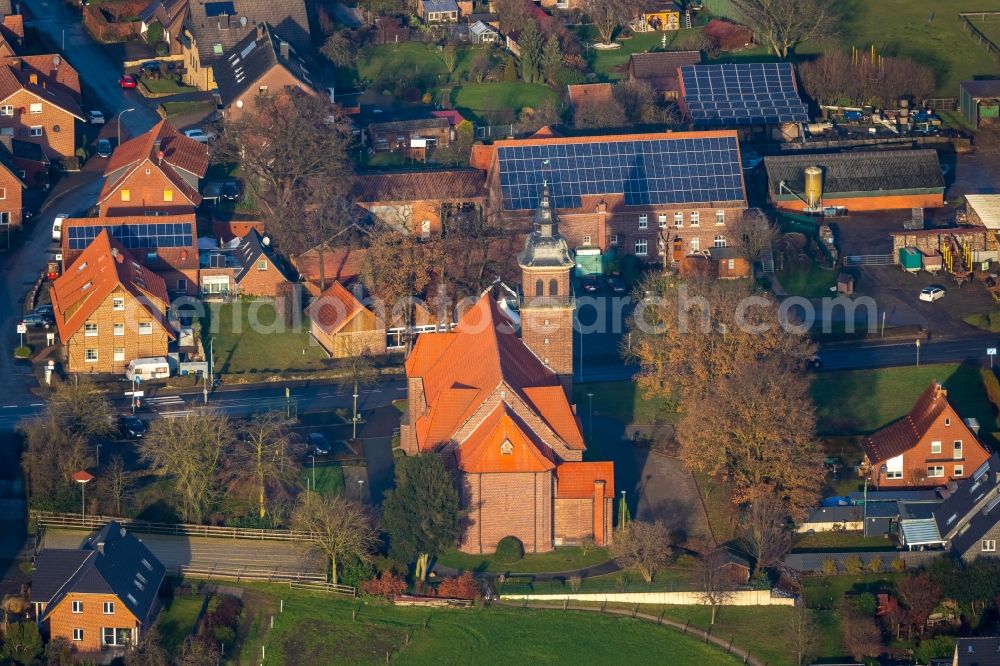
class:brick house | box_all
[417,0,459,22]
[862,382,991,488]
[0,141,24,229]
[50,230,174,374]
[199,228,294,297]
[8,135,48,185]
[626,51,701,100]
[61,214,199,296]
[931,454,1000,562]
[31,522,165,658]
[213,23,318,122]
[351,168,485,237]
[138,0,188,54]
[178,0,310,91]
[0,54,84,168]
[98,120,208,217]
[483,131,748,267]
[401,196,615,554]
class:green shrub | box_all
[155,42,169,57]
[843,555,863,575]
[495,536,525,564]
[983,368,1000,413]
[145,20,164,44]
[14,346,30,359]
[821,557,837,575]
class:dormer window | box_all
[500,439,513,456]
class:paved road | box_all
[21,0,160,138]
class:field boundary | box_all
[960,12,1000,61]
[32,511,317,542]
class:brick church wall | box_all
[459,472,553,553]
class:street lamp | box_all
[310,455,316,491]
[586,392,594,442]
[95,443,101,469]
[357,479,365,502]
[72,471,94,523]
[352,392,360,440]
[915,338,921,367]
[117,107,135,147]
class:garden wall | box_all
[500,590,796,606]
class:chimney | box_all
[153,138,161,150]
[96,540,105,555]
[279,40,289,59]
[256,23,265,40]
[592,479,606,546]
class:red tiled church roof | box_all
[456,405,556,474]
[863,382,949,464]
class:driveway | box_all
[21,0,160,137]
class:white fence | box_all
[501,589,796,606]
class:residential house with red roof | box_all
[50,230,174,373]
[400,190,614,554]
[0,143,24,228]
[60,214,199,295]
[306,281,386,358]
[626,50,701,100]
[198,228,294,297]
[862,382,991,488]
[0,54,84,172]
[98,120,207,217]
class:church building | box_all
[399,184,615,554]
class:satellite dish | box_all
[52,55,61,67]
[262,236,271,246]
[240,16,247,27]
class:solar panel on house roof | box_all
[204,1,235,17]
[67,224,193,251]
[496,136,745,211]
[679,63,809,127]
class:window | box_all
[945,418,951,426]
[71,601,83,614]
[635,239,648,256]
[103,601,115,614]
[0,212,8,226]
[29,103,42,114]
[120,189,131,202]
[101,627,127,646]
[85,348,98,362]
[716,210,725,225]
[259,85,268,94]
[955,465,964,477]
[713,235,727,248]
[886,455,904,479]
[927,465,945,478]
[213,43,223,54]
[638,215,647,230]
[931,441,942,454]
[534,280,543,297]
[610,234,618,246]
[113,297,124,310]
[500,439,513,455]
[690,237,700,252]
[176,279,187,291]
[144,169,150,175]
[72,629,83,642]
[0,187,6,200]
[163,189,173,202]
[658,213,667,228]
[691,211,700,225]
[549,279,558,296]
[84,323,98,337]
[0,105,11,116]
[727,259,735,271]
[112,323,125,337]
[582,235,591,245]
[674,211,683,227]
[954,440,963,458]
[885,470,903,480]
[983,540,997,552]
[29,126,42,137]
[138,322,153,335]
[114,347,125,362]
[257,260,268,271]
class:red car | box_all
[118,75,137,89]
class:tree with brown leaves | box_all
[897,572,941,637]
[840,605,883,661]
[292,492,379,586]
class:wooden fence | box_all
[32,511,317,542]
[959,12,1000,62]
[174,564,328,585]
[288,581,357,597]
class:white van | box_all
[51,213,68,242]
[126,357,171,381]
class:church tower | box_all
[517,181,575,396]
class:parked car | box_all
[807,354,822,370]
[307,433,331,456]
[220,180,242,201]
[87,110,105,125]
[21,313,51,328]
[33,304,53,318]
[118,416,147,439]
[139,61,160,75]
[183,128,216,143]
[606,277,628,294]
[919,285,946,302]
[118,75,137,89]
[51,213,68,241]
[580,276,600,293]
[96,138,112,158]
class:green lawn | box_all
[156,594,205,653]
[140,75,196,95]
[161,100,215,118]
[777,265,838,299]
[812,363,997,435]
[792,530,892,552]
[577,25,703,81]
[238,586,740,665]
[358,42,489,89]
[436,546,610,574]
[572,381,678,425]
[452,82,562,122]
[693,471,738,542]
[967,14,1000,55]
[300,462,344,496]
[203,301,331,375]
[964,311,1000,332]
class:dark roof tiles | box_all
[765,150,944,196]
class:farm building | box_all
[764,150,945,212]
[626,50,701,100]
[963,195,1000,262]
[959,80,1000,130]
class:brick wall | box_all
[0,89,76,161]
[224,66,317,122]
[775,193,944,212]
[891,229,994,258]
[459,471,553,553]
[0,167,22,228]
[961,522,1000,562]
[46,592,139,655]
[62,287,171,373]
[554,497,591,542]
[237,260,290,298]
[100,160,197,216]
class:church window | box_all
[500,439,513,456]
[535,280,543,296]
[549,279,558,296]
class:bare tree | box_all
[50,378,116,439]
[582,0,645,45]
[281,184,364,294]
[694,548,737,625]
[574,99,626,129]
[789,602,817,666]
[138,412,234,523]
[20,414,90,508]
[897,572,941,637]
[340,346,377,440]
[105,454,130,516]
[739,485,791,571]
[798,50,937,107]
[224,412,303,521]
[730,209,778,265]
[730,0,828,58]
[610,520,672,583]
[292,492,379,585]
[840,606,883,661]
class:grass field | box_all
[156,594,205,653]
[452,82,561,122]
[577,27,703,80]
[238,586,741,665]
[792,530,891,552]
[436,546,610,574]
[160,100,215,118]
[964,311,1000,332]
[968,14,1000,54]
[777,264,838,299]
[300,462,344,496]
[140,75,196,95]
[358,42,488,88]
[572,381,678,425]
[203,301,330,375]
[812,363,996,435]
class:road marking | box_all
[395,387,406,392]
[2,405,15,409]
[29,403,43,407]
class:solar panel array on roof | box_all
[204,1,235,17]
[497,136,744,211]
[67,223,193,251]
[680,63,809,126]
